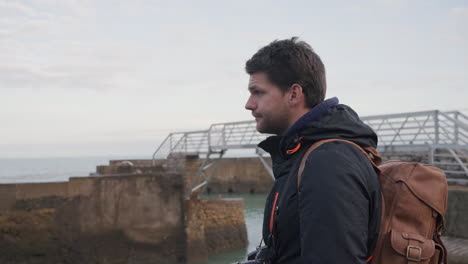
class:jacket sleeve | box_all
[298,143,373,263]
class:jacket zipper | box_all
[269,192,280,236]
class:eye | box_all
[252,90,264,95]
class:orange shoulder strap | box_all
[297,139,381,187]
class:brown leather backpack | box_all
[298,139,448,264]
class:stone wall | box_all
[94,156,468,239]
[0,184,16,211]
[445,185,468,239]
[0,208,63,263]
[186,198,247,262]
[0,171,248,264]
[0,182,69,211]
[100,156,273,195]
[70,173,187,263]
[0,173,188,264]
[205,158,273,194]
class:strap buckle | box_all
[406,245,422,262]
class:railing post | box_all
[454,112,459,144]
[208,127,212,152]
[428,146,435,165]
[222,126,226,149]
[170,135,173,151]
[434,111,439,145]
[184,133,188,153]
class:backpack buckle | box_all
[406,245,422,262]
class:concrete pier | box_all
[102,156,468,263]
[2,155,467,263]
[0,171,247,264]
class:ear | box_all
[287,84,305,107]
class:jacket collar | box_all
[258,97,339,159]
[284,97,339,137]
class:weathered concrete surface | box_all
[96,156,468,262]
[97,159,166,175]
[102,156,273,194]
[205,158,272,194]
[0,184,16,211]
[69,174,187,264]
[102,157,468,237]
[186,198,247,262]
[98,155,203,195]
[443,236,468,264]
[17,182,69,199]
[0,173,188,264]
[446,185,468,239]
[0,209,62,264]
[0,169,248,264]
[0,182,69,211]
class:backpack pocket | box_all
[390,230,435,263]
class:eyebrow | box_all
[248,85,259,91]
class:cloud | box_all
[0,17,16,26]
[450,7,468,16]
[432,6,468,43]
[0,1,37,16]
[0,62,130,91]
[449,7,468,28]
[0,29,14,38]
[376,0,409,10]
[27,0,96,18]
[0,18,59,40]
[0,0,253,93]
[0,29,156,91]
[348,0,409,14]
[0,0,96,40]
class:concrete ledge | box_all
[16,182,69,199]
[0,184,16,211]
[0,209,62,263]
[0,173,187,264]
[0,172,249,264]
[446,186,468,239]
[103,157,274,194]
[186,198,248,262]
[443,236,468,264]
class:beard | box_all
[255,114,290,135]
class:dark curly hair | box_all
[245,37,326,108]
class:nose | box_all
[245,95,256,111]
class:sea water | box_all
[0,156,136,183]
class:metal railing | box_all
[361,110,468,148]
[152,130,209,162]
[154,110,467,157]
[152,122,271,161]
[208,120,270,151]
[152,110,468,183]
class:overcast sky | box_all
[0,0,467,158]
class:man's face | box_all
[245,72,291,135]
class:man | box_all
[244,37,381,263]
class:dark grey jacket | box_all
[258,101,381,264]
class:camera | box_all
[231,246,274,264]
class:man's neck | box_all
[281,97,340,136]
[280,108,311,136]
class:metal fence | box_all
[152,130,210,160]
[152,110,468,179]
[362,110,468,152]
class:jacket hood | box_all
[299,103,378,148]
[258,98,377,160]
